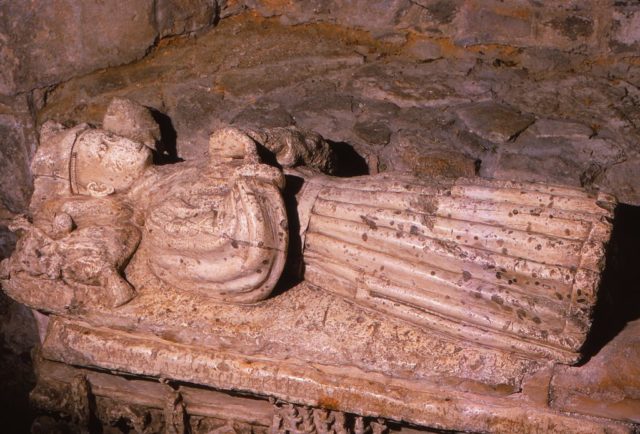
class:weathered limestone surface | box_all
[610,3,640,53]
[1,2,640,432]
[551,319,640,424]
[38,316,634,434]
[0,94,37,261]
[0,103,634,432]
[156,0,218,38]
[102,97,161,148]
[241,0,637,57]
[32,15,640,205]
[0,1,156,95]
[0,95,36,214]
[301,173,614,362]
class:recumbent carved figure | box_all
[0,99,614,364]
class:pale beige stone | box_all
[103,97,161,149]
[0,107,631,433]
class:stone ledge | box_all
[40,316,635,433]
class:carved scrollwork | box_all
[270,400,388,434]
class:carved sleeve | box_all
[140,165,289,303]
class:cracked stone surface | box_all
[455,101,535,144]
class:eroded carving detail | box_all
[2,98,636,433]
[270,400,387,434]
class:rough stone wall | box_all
[3,0,639,97]
[242,0,640,57]
[1,0,638,231]
[0,0,220,95]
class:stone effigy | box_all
[1,99,637,433]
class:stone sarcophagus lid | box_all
[2,99,637,433]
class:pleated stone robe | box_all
[297,173,614,363]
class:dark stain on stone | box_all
[426,0,460,24]
[549,15,593,41]
[360,215,378,230]
[491,294,504,305]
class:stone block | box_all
[600,159,640,206]
[410,0,461,24]
[546,14,594,42]
[527,118,593,140]
[404,37,442,61]
[246,0,411,31]
[455,0,534,46]
[455,101,535,144]
[231,103,295,130]
[402,149,477,178]
[156,0,217,38]
[353,120,391,147]
[396,0,463,35]
[489,127,624,190]
[489,152,582,187]
[551,319,640,423]
[0,0,157,95]
[610,5,640,53]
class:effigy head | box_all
[71,128,153,196]
[31,121,153,204]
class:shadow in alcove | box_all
[256,142,280,168]
[148,108,183,165]
[580,203,640,364]
[268,140,369,297]
[0,292,39,433]
[327,140,370,177]
[270,174,305,298]
[256,139,370,178]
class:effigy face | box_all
[1,98,637,433]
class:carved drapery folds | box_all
[2,98,635,433]
[300,173,614,362]
[136,164,289,304]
